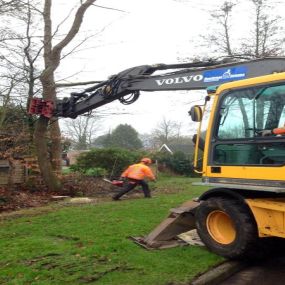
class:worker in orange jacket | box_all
[112,157,156,201]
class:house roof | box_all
[159,143,194,155]
[159,144,173,154]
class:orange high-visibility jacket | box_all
[121,163,155,180]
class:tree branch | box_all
[53,0,97,54]
[55,80,102,88]
[92,4,128,13]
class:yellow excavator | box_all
[30,57,285,259]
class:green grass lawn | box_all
[0,176,223,285]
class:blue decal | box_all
[203,66,247,83]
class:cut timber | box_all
[51,195,70,200]
[131,200,199,249]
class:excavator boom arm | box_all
[29,57,285,118]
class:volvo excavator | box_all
[29,57,285,259]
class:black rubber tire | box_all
[195,197,258,259]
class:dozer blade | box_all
[130,200,199,249]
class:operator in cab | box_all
[261,124,285,136]
[112,158,156,201]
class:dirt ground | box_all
[0,174,122,213]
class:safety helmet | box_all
[141,157,152,164]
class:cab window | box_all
[213,84,285,165]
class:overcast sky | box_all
[54,0,284,136]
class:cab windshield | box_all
[212,83,285,165]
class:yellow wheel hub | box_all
[206,210,236,244]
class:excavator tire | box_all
[195,197,258,259]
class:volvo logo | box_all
[155,75,203,86]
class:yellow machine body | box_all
[195,72,285,247]
[246,198,285,238]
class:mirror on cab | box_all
[189,105,202,122]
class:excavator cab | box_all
[204,78,285,180]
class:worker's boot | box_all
[140,181,151,198]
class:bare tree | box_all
[209,1,235,57]
[0,0,42,117]
[0,0,122,191]
[63,114,101,150]
[206,0,285,58]
[0,1,34,132]
[0,0,23,19]
[0,1,34,167]
[242,0,284,57]
[34,0,97,191]
[151,117,182,147]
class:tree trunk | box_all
[49,118,62,172]
[34,115,61,191]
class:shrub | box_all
[84,167,107,177]
[153,151,194,176]
[71,148,147,178]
